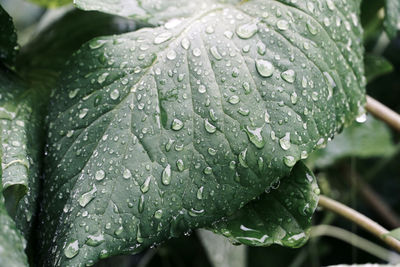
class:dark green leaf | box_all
[0,182,28,267]
[17,9,138,90]
[0,66,46,246]
[41,0,365,265]
[307,115,395,168]
[198,229,246,267]
[210,162,319,248]
[364,54,394,83]
[384,0,400,39]
[0,5,18,66]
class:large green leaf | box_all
[17,9,138,90]
[0,181,28,267]
[307,115,395,168]
[0,66,46,245]
[384,0,400,39]
[0,5,18,66]
[210,161,319,248]
[74,0,240,25]
[41,0,365,265]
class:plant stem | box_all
[366,96,400,133]
[318,195,400,253]
[310,225,400,263]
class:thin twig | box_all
[366,96,400,133]
[310,225,400,263]
[318,195,400,253]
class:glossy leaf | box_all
[210,162,319,248]
[41,0,365,265]
[198,229,246,267]
[384,0,400,39]
[0,181,28,267]
[307,115,395,168]
[74,0,240,25]
[0,5,18,66]
[17,9,138,90]
[0,66,45,243]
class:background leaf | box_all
[364,54,394,83]
[384,0,400,40]
[198,229,246,267]
[26,0,71,8]
[40,0,365,265]
[210,161,319,248]
[0,5,18,66]
[307,115,395,168]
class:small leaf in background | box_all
[307,115,395,169]
[386,228,400,241]
[39,0,365,265]
[210,162,320,248]
[364,54,394,83]
[0,183,28,267]
[384,0,400,40]
[198,229,246,267]
[0,5,18,66]
[26,0,71,8]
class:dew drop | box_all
[89,39,106,49]
[198,84,207,94]
[154,32,172,44]
[138,195,145,213]
[193,48,202,57]
[291,92,298,104]
[203,167,213,175]
[197,186,204,200]
[110,89,120,100]
[78,185,97,207]
[210,46,222,60]
[176,159,185,172]
[239,149,249,168]
[86,233,105,247]
[228,95,240,105]
[256,59,274,78]
[236,21,258,39]
[279,132,291,150]
[181,38,190,50]
[283,155,296,167]
[281,69,296,83]
[171,119,184,131]
[167,50,177,60]
[64,240,79,259]
[245,126,265,149]
[95,170,105,181]
[276,20,289,30]
[69,88,80,99]
[306,21,318,35]
[97,72,109,84]
[140,176,151,193]
[123,168,132,179]
[204,119,217,134]
[154,209,163,219]
[256,41,266,55]
[79,108,88,119]
[162,164,172,185]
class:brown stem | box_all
[318,195,400,253]
[366,96,400,133]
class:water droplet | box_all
[265,111,271,123]
[228,95,240,105]
[283,156,296,167]
[210,46,222,60]
[279,132,291,150]
[356,113,367,123]
[154,209,163,219]
[110,89,120,100]
[291,92,298,104]
[239,149,249,168]
[281,69,296,83]
[256,41,266,55]
[276,20,289,30]
[208,147,217,155]
[236,21,258,39]
[205,26,215,34]
[198,84,207,94]
[86,233,105,247]
[97,72,109,84]
[89,39,106,49]
[193,48,202,57]
[79,108,88,119]
[123,168,132,179]
[176,159,184,172]
[238,107,250,116]
[256,59,274,78]
[64,240,79,259]
[69,88,80,99]
[301,150,309,159]
[171,119,184,131]
[95,170,105,181]
[306,21,318,35]
[138,195,145,213]
[245,126,265,149]
[154,32,172,44]
[189,208,205,217]
[162,164,171,185]
[167,50,177,60]
[197,186,204,200]
[203,167,213,175]
[257,157,264,172]
[181,38,190,50]
[204,119,216,134]
[140,176,151,193]
[78,185,97,207]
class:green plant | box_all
[0,0,400,266]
